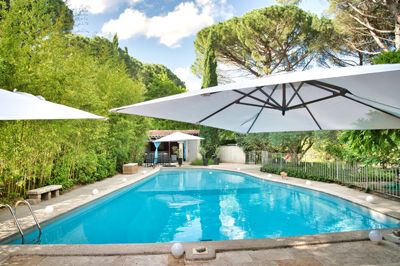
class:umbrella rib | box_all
[289,83,322,130]
[350,94,400,111]
[233,89,279,109]
[288,94,341,110]
[258,85,282,108]
[236,102,277,109]
[246,95,270,133]
[197,87,261,123]
[286,82,304,107]
[343,95,400,120]
[306,80,349,94]
[265,84,279,105]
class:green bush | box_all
[190,159,215,166]
[373,50,400,64]
[260,164,333,183]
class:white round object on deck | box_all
[142,170,147,174]
[366,195,375,204]
[171,242,185,258]
[369,230,382,242]
[44,205,54,214]
[92,188,99,195]
[122,177,127,182]
[306,180,312,186]
[267,174,272,178]
[236,168,241,171]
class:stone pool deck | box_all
[1,163,399,265]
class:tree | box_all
[311,50,400,166]
[199,31,220,160]
[373,49,400,63]
[267,132,314,162]
[0,0,182,202]
[236,133,270,152]
[332,50,400,166]
[329,0,400,54]
[144,72,185,101]
[236,131,315,162]
[340,130,400,166]
[201,31,218,88]
[193,5,337,77]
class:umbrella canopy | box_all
[111,64,400,133]
[153,132,204,142]
[0,89,105,120]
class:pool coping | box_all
[0,164,399,258]
[0,229,399,259]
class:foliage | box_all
[328,0,400,54]
[260,164,333,182]
[193,5,337,77]
[0,0,182,201]
[373,50,400,64]
[323,50,400,167]
[340,130,400,166]
[144,72,185,101]
[236,132,314,161]
[236,133,270,152]
[267,132,314,160]
[143,70,194,130]
[199,30,220,159]
[201,31,218,88]
[190,158,215,166]
[200,126,220,158]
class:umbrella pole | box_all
[169,142,171,163]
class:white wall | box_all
[186,140,201,161]
[218,145,246,164]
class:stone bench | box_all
[27,185,62,204]
[123,163,139,174]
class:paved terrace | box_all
[0,163,399,265]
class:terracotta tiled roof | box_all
[148,130,199,138]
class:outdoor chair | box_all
[144,153,154,167]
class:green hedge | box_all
[260,164,334,183]
[190,159,216,166]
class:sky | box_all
[66,0,328,91]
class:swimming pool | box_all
[4,169,399,244]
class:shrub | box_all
[260,164,333,183]
[190,159,215,166]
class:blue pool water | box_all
[4,169,399,244]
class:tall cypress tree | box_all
[200,31,220,162]
[201,31,218,88]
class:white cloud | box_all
[101,0,233,47]
[65,0,141,14]
[174,67,201,91]
[102,9,148,40]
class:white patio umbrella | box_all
[152,132,203,164]
[111,64,400,133]
[154,132,204,142]
[0,89,105,120]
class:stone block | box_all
[123,163,138,174]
